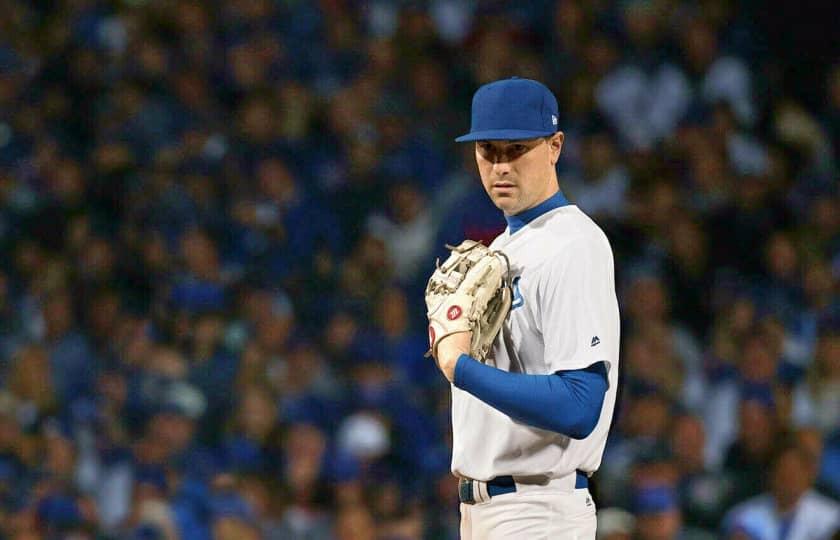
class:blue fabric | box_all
[189,350,239,412]
[172,479,212,540]
[352,383,441,472]
[209,492,254,521]
[453,355,608,439]
[36,495,82,528]
[485,475,514,497]
[505,191,570,235]
[49,331,97,405]
[633,484,679,515]
[387,333,438,389]
[280,391,347,430]
[819,432,840,498]
[325,450,361,482]
[435,185,506,249]
[220,435,267,473]
[455,77,559,142]
[135,465,168,492]
[173,510,211,540]
[170,277,226,313]
[459,472,589,504]
[486,472,588,494]
[174,446,222,482]
[739,381,776,409]
[779,514,794,540]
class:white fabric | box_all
[702,56,755,126]
[701,377,740,469]
[460,484,597,540]
[595,63,691,150]
[451,204,620,482]
[565,166,630,220]
[727,132,770,176]
[791,381,840,433]
[724,491,840,540]
[367,210,437,283]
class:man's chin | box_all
[492,196,519,215]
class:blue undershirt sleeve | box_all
[452,354,608,439]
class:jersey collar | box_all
[505,190,570,235]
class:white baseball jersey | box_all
[451,203,620,481]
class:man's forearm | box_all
[453,356,608,439]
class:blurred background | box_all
[0,1,838,539]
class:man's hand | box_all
[424,240,512,363]
[434,331,472,382]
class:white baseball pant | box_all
[460,485,596,539]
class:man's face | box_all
[474,133,563,216]
[771,449,811,509]
[636,511,681,540]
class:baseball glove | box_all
[424,240,512,362]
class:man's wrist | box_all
[440,350,466,382]
[435,332,472,381]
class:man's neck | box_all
[504,189,569,235]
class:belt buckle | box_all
[458,478,476,505]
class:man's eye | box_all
[512,144,527,152]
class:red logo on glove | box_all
[428,326,435,345]
[447,306,462,320]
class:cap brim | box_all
[454,128,556,142]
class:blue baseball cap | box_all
[455,77,559,142]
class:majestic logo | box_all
[447,305,462,320]
[511,276,524,310]
[591,336,600,347]
[428,326,435,345]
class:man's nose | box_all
[492,160,511,175]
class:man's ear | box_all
[549,132,564,164]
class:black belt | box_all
[459,471,589,505]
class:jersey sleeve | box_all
[538,234,619,374]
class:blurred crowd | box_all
[0,0,838,539]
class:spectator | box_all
[597,507,636,540]
[376,285,437,392]
[670,414,734,530]
[723,442,840,539]
[621,270,705,409]
[42,288,98,406]
[677,16,756,128]
[564,131,631,221]
[792,330,840,433]
[221,384,279,474]
[7,344,57,429]
[273,422,333,540]
[366,181,436,284]
[632,483,715,540]
[334,504,377,540]
[722,395,781,504]
[595,2,691,150]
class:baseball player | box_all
[428,77,621,539]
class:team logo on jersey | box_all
[511,276,524,310]
[447,305,462,320]
[591,336,601,347]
